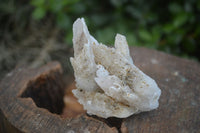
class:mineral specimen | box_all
[70,18,161,118]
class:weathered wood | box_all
[62,81,86,118]
[121,47,200,133]
[0,61,117,133]
[0,47,200,133]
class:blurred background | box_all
[0,0,200,79]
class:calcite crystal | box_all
[70,18,161,118]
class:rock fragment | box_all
[70,18,161,118]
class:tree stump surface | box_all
[0,47,199,133]
[0,62,117,133]
[121,47,200,133]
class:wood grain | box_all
[121,47,200,133]
[0,47,200,133]
[0,62,117,133]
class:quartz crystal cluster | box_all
[70,18,161,118]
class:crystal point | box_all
[70,18,161,118]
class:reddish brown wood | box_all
[0,47,200,133]
[0,61,117,133]
[62,81,86,118]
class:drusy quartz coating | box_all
[70,18,161,118]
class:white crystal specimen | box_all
[70,18,161,118]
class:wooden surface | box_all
[0,62,117,133]
[121,47,200,133]
[0,47,200,133]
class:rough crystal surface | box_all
[70,18,161,118]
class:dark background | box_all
[0,0,200,79]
